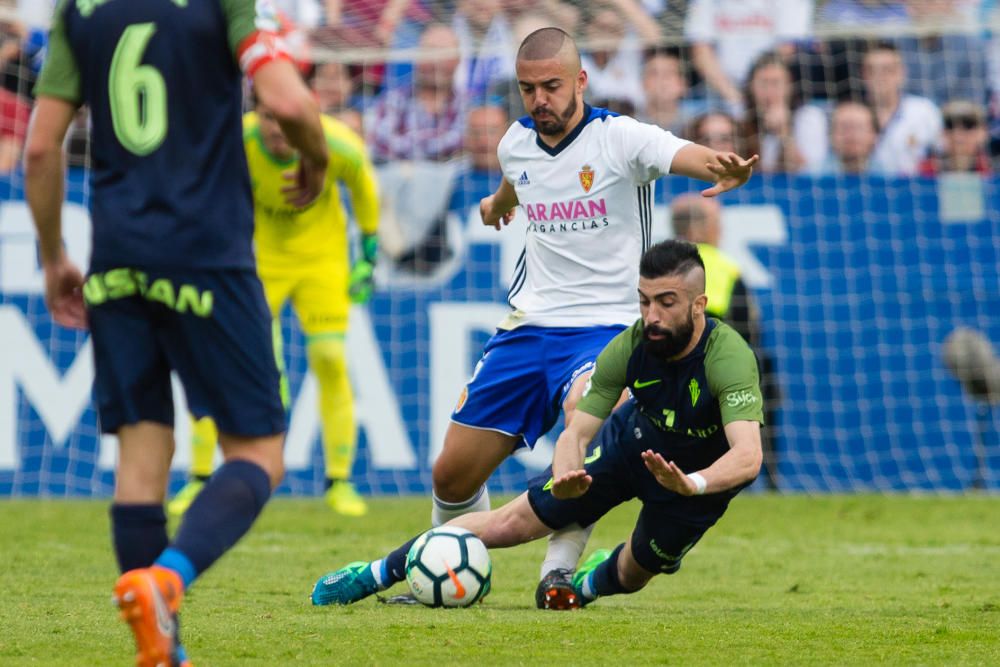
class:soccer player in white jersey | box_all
[312,26,758,610]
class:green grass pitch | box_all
[1,494,998,665]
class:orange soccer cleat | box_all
[113,565,190,667]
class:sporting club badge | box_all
[579,165,594,193]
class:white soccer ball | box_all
[405,526,492,607]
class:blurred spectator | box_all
[816,100,881,175]
[684,0,813,110]
[670,194,780,490]
[0,87,28,172]
[741,51,827,173]
[896,1,989,106]
[919,100,992,176]
[579,1,659,112]
[450,104,508,218]
[636,50,691,135]
[312,61,364,134]
[318,0,430,90]
[1,16,36,96]
[503,0,582,35]
[464,104,507,174]
[365,23,467,162]
[688,111,741,154]
[452,0,515,101]
[273,0,324,28]
[862,40,942,175]
[322,0,429,45]
[818,0,908,27]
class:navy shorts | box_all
[85,267,286,437]
[450,325,625,449]
[527,401,743,574]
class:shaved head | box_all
[517,27,581,70]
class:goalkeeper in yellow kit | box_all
[169,97,379,517]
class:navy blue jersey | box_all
[36,0,271,270]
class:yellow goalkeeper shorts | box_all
[259,256,349,336]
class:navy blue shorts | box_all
[450,325,625,449]
[527,402,743,574]
[85,267,286,437]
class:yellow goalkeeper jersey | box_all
[243,112,379,266]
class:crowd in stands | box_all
[4,0,1000,179]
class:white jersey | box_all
[497,106,691,329]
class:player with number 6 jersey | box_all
[26,0,328,664]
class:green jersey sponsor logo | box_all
[83,269,214,317]
[633,378,662,389]
[689,378,700,406]
[725,389,759,408]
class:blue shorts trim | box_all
[450,325,625,449]
[87,267,286,437]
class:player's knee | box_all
[431,460,479,503]
[306,338,347,379]
[220,433,285,489]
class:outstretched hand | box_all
[701,153,759,198]
[641,450,698,496]
[551,469,593,499]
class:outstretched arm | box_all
[550,411,605,499]
[670,144,759,198]
[641,420,762,495]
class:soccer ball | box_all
[405,526,492,607]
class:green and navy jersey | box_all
[35,0,277,271]
[578,318,763,468]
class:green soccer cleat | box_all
[571,549,613,607]
[311,562,379,606]
[166,479,205,519]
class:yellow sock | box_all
[307,335,356,481]
[189,415,218,478]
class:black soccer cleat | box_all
[535,568,581,610]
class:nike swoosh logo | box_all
[633,379,662,389]
[443,561,466,600]
[150,580,175,639]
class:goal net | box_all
[1,0,997,496]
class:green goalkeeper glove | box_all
[349,234,378,304]
[349,260,374,303]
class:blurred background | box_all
[0,0,997,497]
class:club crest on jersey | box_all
[454,386,469,413]
[579,165,595,193]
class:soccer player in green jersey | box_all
[310,240,764,608]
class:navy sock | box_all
[590,543,631,598]
[162,459,271,586]
[383,535,421,585]
[110,503,168,573]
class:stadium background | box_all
[0,0,997,497]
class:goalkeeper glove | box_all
[349,234,378,304]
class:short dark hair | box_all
[517,27,574,62]
[864,39,899,58]
[639,240,705,281]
